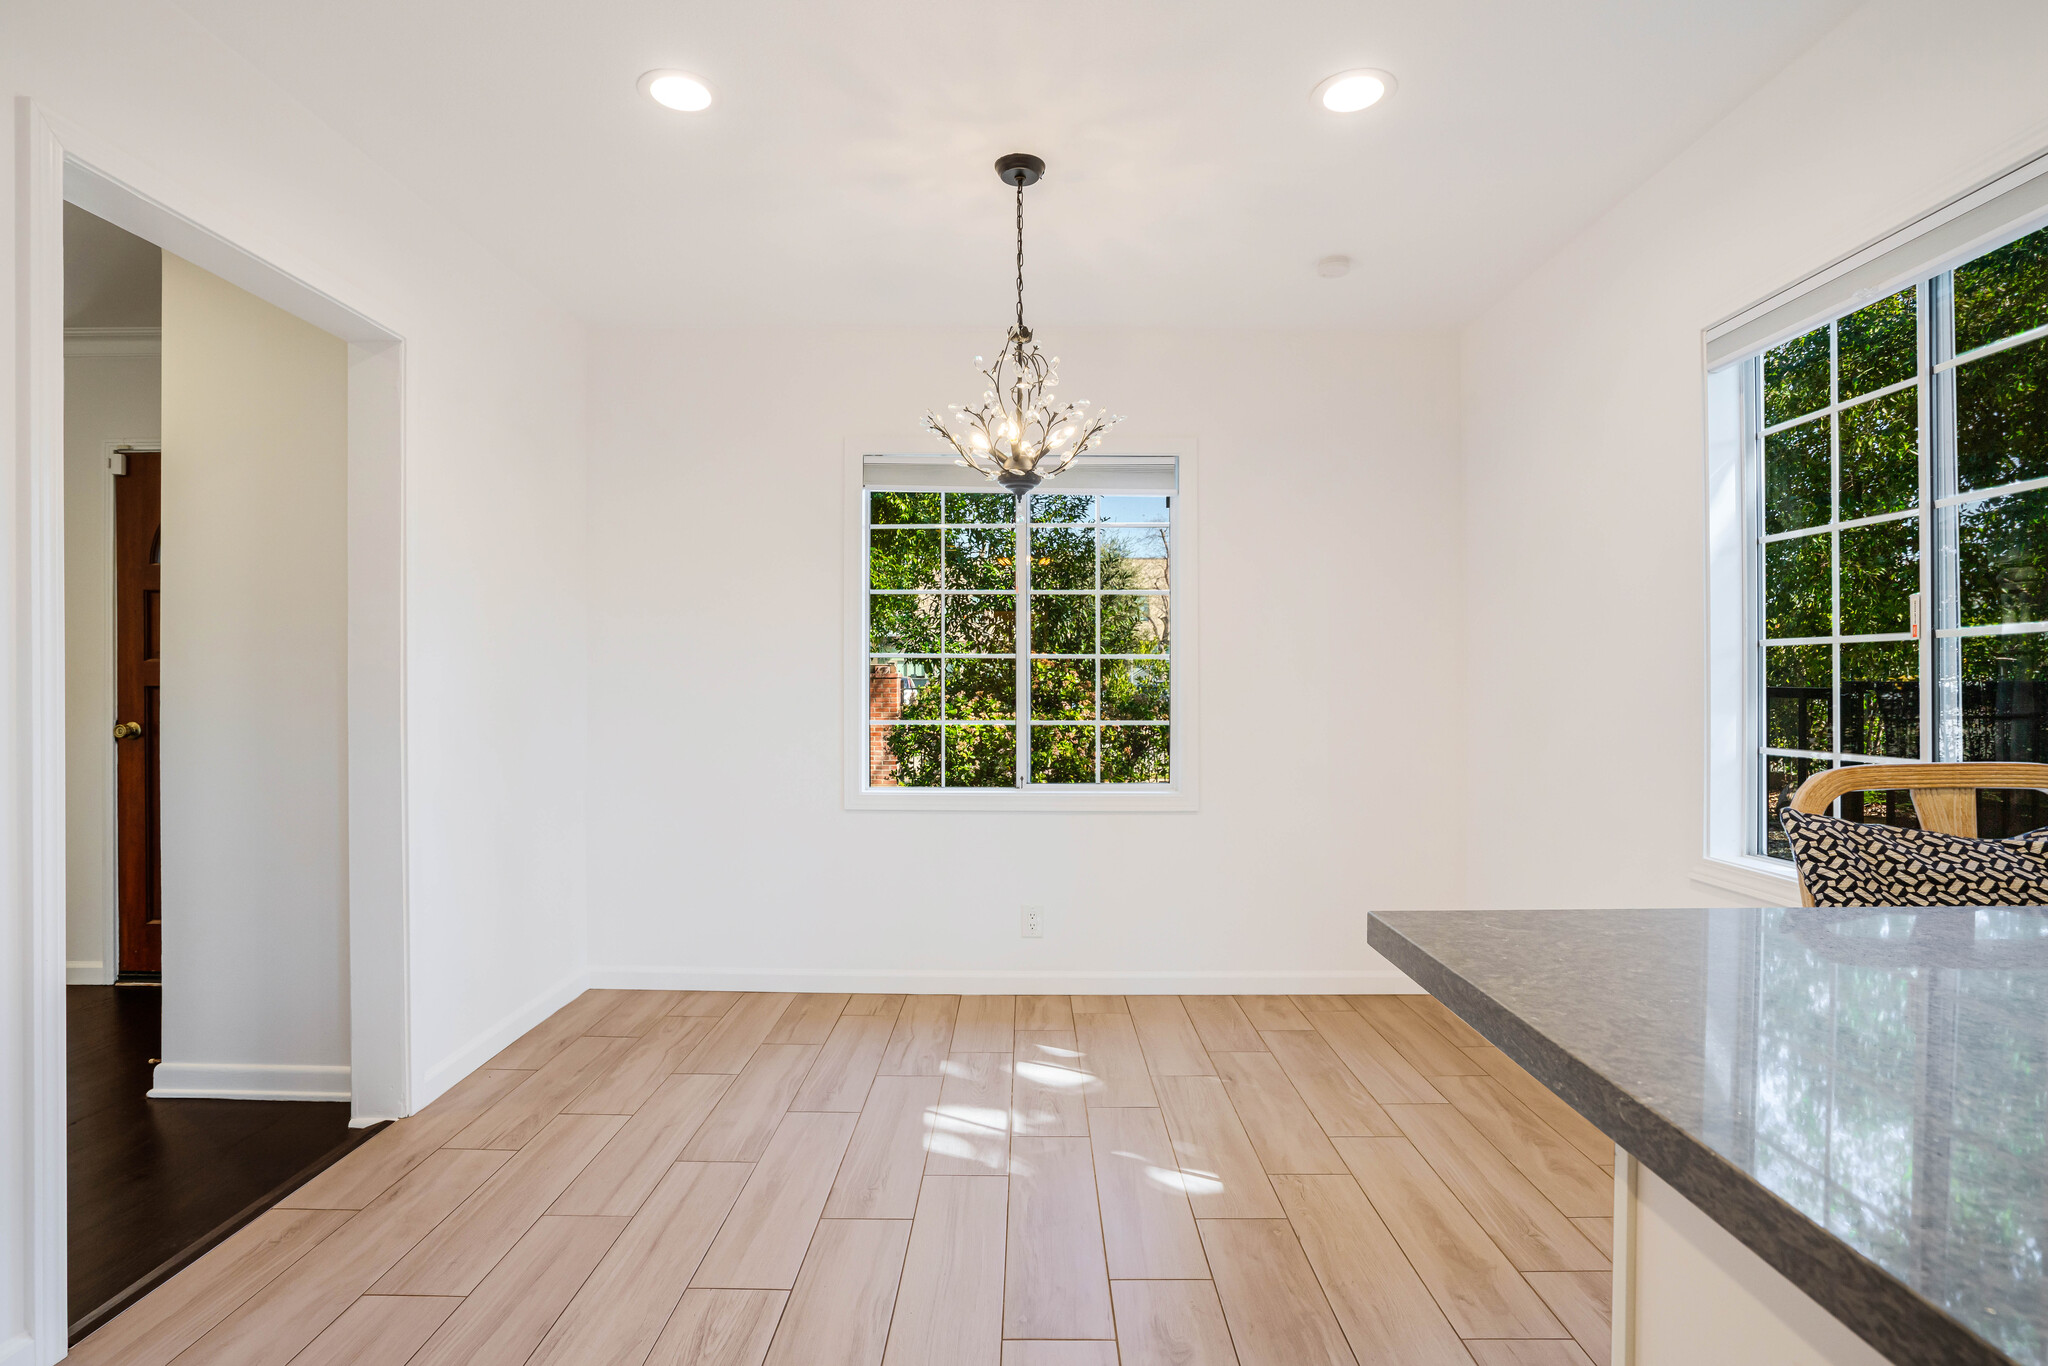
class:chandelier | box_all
[923,153,1123,496]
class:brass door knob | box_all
[113,721,144,740]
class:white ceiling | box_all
[175,0,1853,330]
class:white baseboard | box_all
[0,1331,37,1366]
[587,966,1421,994]
[148,1061,351,1102]
[417,968,593,1108]
[67,958,111,985]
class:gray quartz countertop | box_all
[1368,906,2048,1366]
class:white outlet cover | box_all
[1021,905,1044,938]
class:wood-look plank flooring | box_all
[75,991,1613,1366]
[66,985,368,1338]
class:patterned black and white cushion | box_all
[1780,806,2048,907]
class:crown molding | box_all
[64,325,160,357]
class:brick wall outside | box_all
[868,663,901,785]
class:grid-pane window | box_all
[866,486,1172,788]
[1755,221,2048,857]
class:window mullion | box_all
[1915,278,1933,763]
[1015,496,1030,788]
[1829,321,1841,791]
[942,509,950,786]
[938,511,949,788]
[1930,270,1963,762]
[1750,356,1770,856]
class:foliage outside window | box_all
[1757,222,2048,857]
[866,488,1171,788]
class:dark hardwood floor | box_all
[67,984,371,1338]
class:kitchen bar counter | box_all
[1368,906,2048,1366]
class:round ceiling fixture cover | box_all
[995,153,1046,187]
[638,70,713,111]
[1313,69,1397,113]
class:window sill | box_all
[846,786,1197,813]
[1692,855,1800,906]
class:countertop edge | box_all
[1366,912,2011,1366]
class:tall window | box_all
[1756,222,2048,858]
[865,486,1173,789]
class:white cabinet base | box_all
[1615,1153,1892,1366]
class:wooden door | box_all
[114,450,162,976]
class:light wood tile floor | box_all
[73,992,1614,1366]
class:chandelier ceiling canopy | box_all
[923,153,1124,497]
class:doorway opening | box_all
[61,204,384,1342]
[23,108,411,1364]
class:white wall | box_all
[1459,0,2048,909]
[3,4,590,1353]
[584,327,1463,991]
[5,0,591,1081]
[63,347,159,983]
[151,253,348,1096]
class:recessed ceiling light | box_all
[639,70,713,112]
[1314,69,1396,113]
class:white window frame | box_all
[842,435,1200,811]
[1701,149,2048,899]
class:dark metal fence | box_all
[1764,677,2048,836]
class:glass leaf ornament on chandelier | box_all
[923,153,1125,496]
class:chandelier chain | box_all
[1014,177,1025,335]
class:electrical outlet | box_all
[1021,905,1044,938]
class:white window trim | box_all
[842,434,1201,812]
[1702,363,1799,897]
[1692,855,1800,906]
[1701,146,2048,893]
